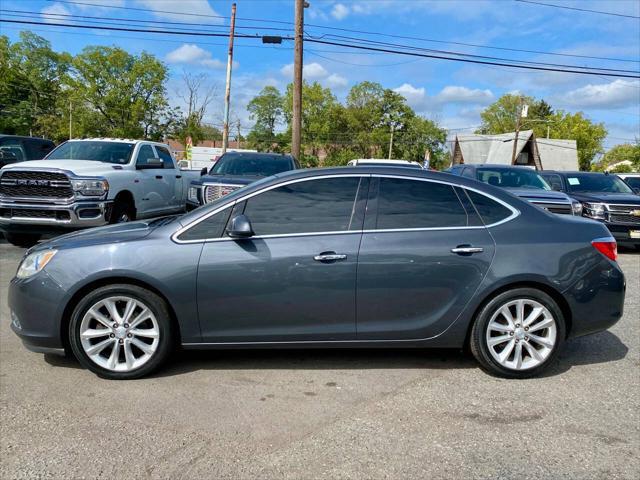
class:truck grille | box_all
[607,204,640,225]
[532,201,573,215]
[0,171,73,199]
[0,207,71,221]
[204,184,242,203]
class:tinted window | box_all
[155,146,175,168]
[178,206,232,241]
[23,139,54,160]
[466,190,514,225]
[136,145,158,168]
[375,178,467,229]
[540,173,563,191]
[476,168,550,190]
[623,177,640,189]
[244,177,361,236]
[0,138,26,161]
[47,141,134,164]
[210,153,293,176]
[462,167,475,178]
[566,173,633,194]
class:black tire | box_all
[109,199,135,224]
[68,284,174,380]
[470,288,566,379]
[5,232,41,248]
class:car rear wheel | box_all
[5,232,41,248]
[470,288,565,379]
[69,285,173,379]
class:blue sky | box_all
[1,0,639,152]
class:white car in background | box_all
[617,173,640,193]
[347,159,424,168]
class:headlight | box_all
[571,201,583,216]
[71,178,109,197]
[582,202,606,220]
[188,186,199,203]
[16,250,57,279]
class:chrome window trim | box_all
[170,172,520,244]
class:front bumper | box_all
[9,271,68,353]
[605,223,640,246]
[0,199,112,234]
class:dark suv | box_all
[0,135,55,168]
[187,152,299,209]
[540,171,640,248]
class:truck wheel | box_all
[109,200,135,224]
[5,233,41,248]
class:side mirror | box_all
[201,167,208,176]
[227,214,254,238]
[137,158,163,169]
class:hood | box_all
[505,187,571,202]
[570,192,640,204]
[2,159,118,176]
[197,174,262,186]
[34,220,162,251]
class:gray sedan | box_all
[9,167,625,379]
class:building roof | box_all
[536,139,579,171]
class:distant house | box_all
[451,130,579,171]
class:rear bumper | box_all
[0,199,112,233]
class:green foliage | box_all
[478,94,608,171]
[596,143,640,172]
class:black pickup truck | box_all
[540,171,640,248]
[186,151,299,209]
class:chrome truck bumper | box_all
[0,199,112,232]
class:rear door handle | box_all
[313,253,347,262]
[176,175,182,179]
[155,175,163,179]
[451,246,484,254]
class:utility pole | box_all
[237,120,241,149]
[388,125,394,159]
[292,0,307,162]
[510,96,523,165]
[221,3,237,154]
[69,100,72,139]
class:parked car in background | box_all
[540,171,640,248]
[9,167,624,380]
[347,159,424,168]
[447,164,581,216]
[187,151,298,208]
[617,173,640,192]
[0,135,55,168]
[177,147,259,172]
[0,138,200,247]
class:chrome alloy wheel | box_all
[486,299,557,371]
[79,296,160,372]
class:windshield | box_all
[566,174,633,194]
[210,154,292,176]
[476,168,551,190]
[46,141,134,164]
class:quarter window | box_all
[375,178,468,229]
[177,206,232,241]
[243,177,361,236]
[466,190,513,225]
[155,146,175,168]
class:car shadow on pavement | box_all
[43,330,628,379]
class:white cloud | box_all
[41,3,71,23]
[166,44,229,69]
[325,73,348,88]
[281,62,328,80]
[560,80,640,110]
[331,3,350,20]
[394,83,426,106]
[135,0,222,22]
[435,86,494,104]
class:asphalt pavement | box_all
[1,240,638,479]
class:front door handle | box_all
[155,175,163,179]
[451,245,484,255]
[175,175,182,179]
[313,253,347,262]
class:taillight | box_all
[591,238,617,262]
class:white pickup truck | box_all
[0,138,200,247]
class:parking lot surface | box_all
[1,240,638,479]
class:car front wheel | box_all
[69,284,173,379]
[470,288,565,379]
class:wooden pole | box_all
[292,0,305,162]
[510,96,523,164]
[222,3,237,154]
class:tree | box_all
[246,86,284,151]
[547,111,607,171]
[596,143,640,172]
[174,71,218,145]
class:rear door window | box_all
[155,146,175,169]
[374,178,468,229]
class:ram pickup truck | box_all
[187,151,298,208]
[540,170,640,248]
[0,138,199,247]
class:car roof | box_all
[463,164,536,170]
[542,171,609,176]
[221,151,292,159]
[0,134,54,143]
[67,138,167,145]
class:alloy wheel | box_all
[79,296,160,372]
[485,299,557,371]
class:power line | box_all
[514,0,640,19]
[2,18,638,79]
[43,0,639,64]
